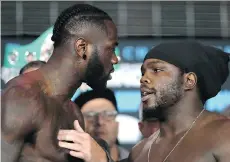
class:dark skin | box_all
[138,120,160,138]
[1,20,118,162]
[128,59,230,162]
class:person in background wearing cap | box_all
[138,103,160,138]
[75,89,129,161]
[128,41,230,162]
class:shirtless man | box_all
[19,60,46,75]
[1,4,118,162]
[138,104,160,138]
[128,41,230,162]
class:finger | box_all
[58,129,84,135]
[74,120,84,133]
[57,131,84,142]
[58,141,82,151]
[69,151,85,160]
[58,130,75,135]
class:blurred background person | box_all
[75,88,129,161]
[138,103,160,138]
[19,60,46,75]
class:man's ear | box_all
[75,37,87,60]
[138,122,144,132]
[184,72,197,90]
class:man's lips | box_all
[140,88,155,96]
[140,85,156,102]
[141,93,153,102]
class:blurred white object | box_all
[116,114,142,144]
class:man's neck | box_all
[39,51,83,99]
[160,95,204,137]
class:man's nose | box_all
[140,72,151,84]
[111,53,119,65]
[94,114,106,126]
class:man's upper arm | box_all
[1,85,43,162]
[213,119,230,162]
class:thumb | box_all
[74,120,84,133]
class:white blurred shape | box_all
[116,114,141,144]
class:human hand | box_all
[57,120,108,162]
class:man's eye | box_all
[153,69,162,73]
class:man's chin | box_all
[143,106,165,122]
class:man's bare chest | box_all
[133,135,216,162]
[20,99,82,162]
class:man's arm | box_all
[1,85,42,162]
[213,119,230,162]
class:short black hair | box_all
[19,61,46,75]
[51,4,113,48]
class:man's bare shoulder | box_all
[205,113,230,133]
[3,76,43,105]
[208,115,230,142]
[206,115,230,161]
[2,77,45,138]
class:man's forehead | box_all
[81,98,116,111]
[141,59,167,69]
[145,59,167,64]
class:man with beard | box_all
[2,4,118,162]
[128,41,230,162]
[138,104,160,138]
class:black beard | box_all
[143,75,184,122]
[84,46,108,91]
[142,108,166,122]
